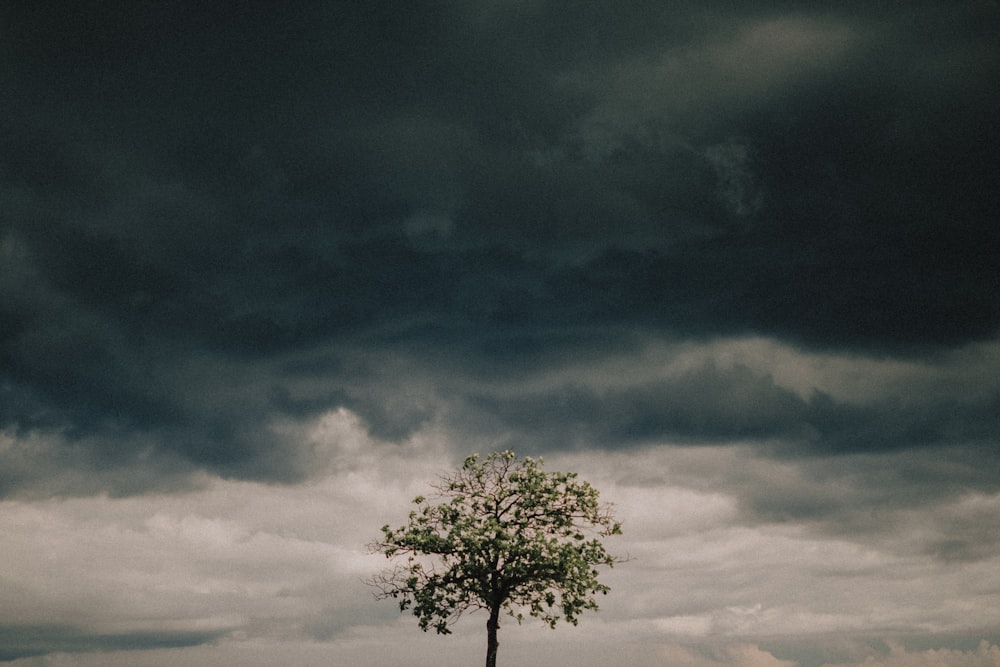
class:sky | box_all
[1,1,999,665]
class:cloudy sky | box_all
[2,1,999,665]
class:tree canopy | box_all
[369,450,622,667]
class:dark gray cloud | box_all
[1,0,999,498]
[467,363,1000,454]
[0,624,224,662]
[463,360,1000,547]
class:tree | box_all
[368,450,623,667]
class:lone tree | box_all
[368,450,622,667]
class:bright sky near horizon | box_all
[2,2,999,665]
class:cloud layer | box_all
[2,1,999,664]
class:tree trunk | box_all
[486,604,500,667]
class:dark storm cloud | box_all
[2,1,998,495]
[466,361,1000,458]
[743,443,1000,524]
[0,624,224,662]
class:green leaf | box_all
[368,450,623,636]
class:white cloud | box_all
[0,414,453,641]
[821,641,1000,667]
[3,411,999,666]
[649,642,797,667]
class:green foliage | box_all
[369,451,622,635]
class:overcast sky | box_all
[2,2,1000,666]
